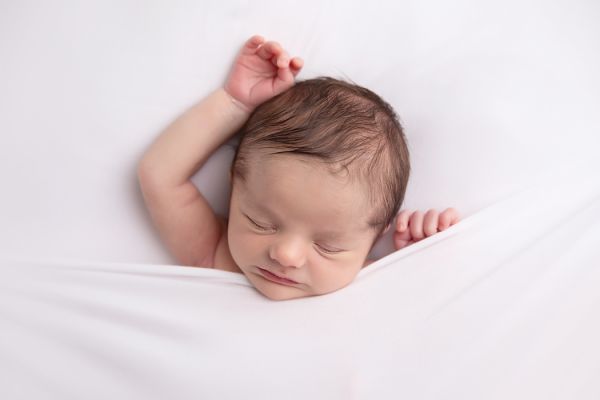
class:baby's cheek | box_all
[228,229,266,266]
[309,257,362,295]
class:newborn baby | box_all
[138,35,460,300]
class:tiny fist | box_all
[397,222,406,232]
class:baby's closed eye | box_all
[314,243,345,254]
[244,214,276,232]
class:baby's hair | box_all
[231,76,410,233]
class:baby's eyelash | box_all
[315,243,344,254]
[245,215,275,231]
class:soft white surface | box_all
[1,164,599,399]
[1,0,600,398]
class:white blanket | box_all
[2,164,599,399]
[1,0,599,398]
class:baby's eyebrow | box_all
[317,231,345,239]
[315,229,361,243]
[245,198,276,217]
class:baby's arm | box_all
[393,208,460,250]
[137,35,303,267]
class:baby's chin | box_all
[258,287,309,301]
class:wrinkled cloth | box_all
[2,166,599,399]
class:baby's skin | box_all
[138,35,460,300]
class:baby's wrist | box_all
[222,87,253,114]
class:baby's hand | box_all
[224,35,303,112]
[393,208,460,250]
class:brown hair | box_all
[231,77,410,233]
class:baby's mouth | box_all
[257,267,299,285]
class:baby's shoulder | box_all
[213,217,242,273]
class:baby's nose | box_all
[269,236,307,268]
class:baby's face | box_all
[227,153,380,300]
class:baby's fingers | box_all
[423,209,440,236]
[439,207,460,230]
[396,210,413,233]
[393,216,413,250]
[396,209,426,241]
[241,35,265,54]
[409,211,425,241]
[257,41,289,67]
[290,57,303,76]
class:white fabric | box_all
[2,164,599,399]
[1,0,599,398]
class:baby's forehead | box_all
[241,192,376,241]
[237,156,378,232]
[247,150,362,182]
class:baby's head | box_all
[227,77,410,300]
